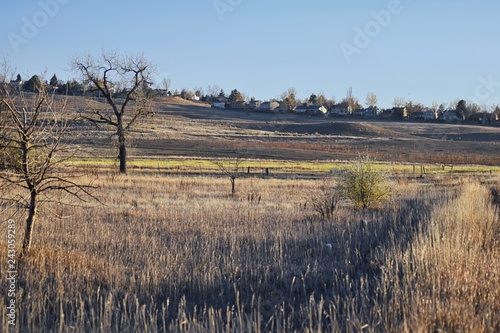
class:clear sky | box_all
[1,0,499,109]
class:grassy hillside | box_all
[59,96,500,165]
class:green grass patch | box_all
[67,157,500,175]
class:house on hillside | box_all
[259,101,280,112]
[293,104,327,115]
[441,110,461,122]
[352,107,378,117]
[9,77,23,91]
[278,101,290,113]
[468,112,498,124]
[212,102,225,109]
[294,104,310,113]
[412,110,436,120]
[216,96,228,103]
[353,108,365,117]
[232,101,248,109]
[248,100,263,110]
[422,110,436,120]
[329,105,349,116]
[307,105,327,115]
[380,109,393,118]
[365,107,378,117]
[391,107,408,119]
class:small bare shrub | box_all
[309,178,339,219]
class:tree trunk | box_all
[231,177,235,197]
[119,142,127,174]
[118,122,127,174]
[21,190,37,257]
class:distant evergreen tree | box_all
[61,80,85,95]
[23,75,43,92]
[308,93,318,105]
[456,99,468,118]
[227,89,244,106]
[180,88,194,100]
[49,74,58,87]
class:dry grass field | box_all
[70,96,500,165]
[1,96,500,332]
[1,170,499,332]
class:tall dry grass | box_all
[385,182,500,332]
[0,172,499,332]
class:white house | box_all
[248,100,263,110]
[294,104,327,115]
[329,105,349,116]
[260,101,280,111]
[442,110,461,121]
[422,110,436,120]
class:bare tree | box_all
[430,101,440,113]
[0,77,96,257]
[366,92,378,107]
[405,100,424,117]
[345,87,361,112]
[316,92,327,107]
[280,87,298,111]
[162,77,171,94]
[71,51,156,173]
[393,97,406,107]
[207,84,221,98]
[213,154,245,197]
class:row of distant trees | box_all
[175,84,500,117]
[13,70,500,117]
[10,72,86,96]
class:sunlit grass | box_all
[67,157,500,175]
[0,169,498,332]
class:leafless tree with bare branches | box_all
[71,51,156,173]
[0,71,97,257]
[213,154,245,197]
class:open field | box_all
[2,96,500,332]
[1,171,499,332]
[69,96,500,166]
[68,157,500,179]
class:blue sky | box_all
[1,0,499,109]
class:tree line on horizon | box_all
[184,86,500,119]
[6,67,500,119]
